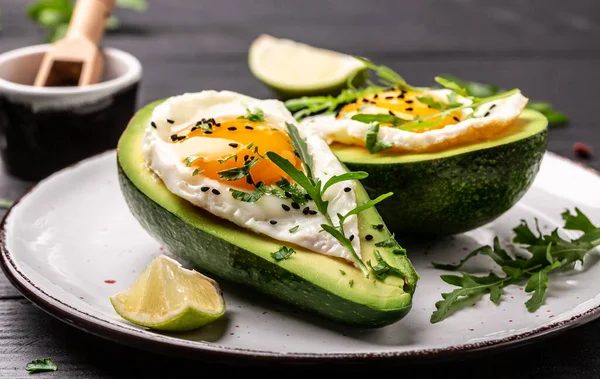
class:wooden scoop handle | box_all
[66,0,116,45]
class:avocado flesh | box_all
[116,100,419,328]
[332,109,548,237]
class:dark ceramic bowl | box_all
[0,44,142,181]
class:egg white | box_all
[300,89,529,152]
[142,90,362,263]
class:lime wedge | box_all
[110,255,226,332]
[248,34,367,99]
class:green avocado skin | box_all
[117,165,412,328]
[343,129,548,237]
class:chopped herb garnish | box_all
[339,269,346,275]
[367,250,406,280]
[374,236,397,248]
[230,184,267,203]
[26,358,57,373]
[217,158,259,181]
[192,169,204,176]
[365,122,392,154]
[218,153,238,164]
[430,208,600,323]
[271,246,295,261]
[238,108,265,122]
[349,279,354,288]
[289,225,299,233]
[185,155,203,167]
[195,122,213,132]
[246,142,255,149]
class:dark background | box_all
[1,0,599,377]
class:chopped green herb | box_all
[0,199,13,209]
[367,250,406,280]
[374,237,397,248]
[217,158,259,181]
[339,269,346,275]
[185,155,203,167]
[217,153,238,164]
[365,122,392,154]
[274,178,308,206]
[25,358,57,373]
[289,225,299,233]
[349,279,354,288]
[238,108,265,122]
[352,114,409,127]
[430,207,600,323]
[246,142,255,149]
[321,171,368,195]
[194,122,213,132]
[271,246,295,261]
[192,169,204,176]
[230,184,267,203]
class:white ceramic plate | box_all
[1,150,600,363]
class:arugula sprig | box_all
[430,208,600,323]
[437,74,568,125]
[266,122,397,276]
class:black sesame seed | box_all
[170,134,178,141]
[291,202,300,210]
[244,155,249,161]
[397,93,405,99]
[373,94,379,99]
[151,121,157,128]
[303,207,309,215]
[309,210,317,215]
[205,131,213,134]
[255,181,264,188]
[282,204,290,211]
[427,105,432,109]
[177,136,186,141]
[245,125,254,130]
[212,189,221,195]
[385,95,394,99]
[270,220,278,225]
[344,187,351,192]
[484,111,490,117]
[405,107,413,111]
[229,143,239,148]
[166,119,174,124]
[405,100,414,104]
[365,234,373,241]
[370,101,377,105]
[215,123,221,127]
[305,194,312,201]
[376,224,384,230]
[489,104,497,110]
[201,187,210,192]
[191,126,198,131]
[453,116,460,122]
[228,127,237,131]
[285,192,292,198]
[388,110,395,116]
[362,98,369,103]
[349,234,355,241]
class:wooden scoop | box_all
[33,0,116,87]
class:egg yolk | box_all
[337,90,462,133]
[173,117,302,191]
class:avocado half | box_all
[331,109,548,237]
[116,100,419,328]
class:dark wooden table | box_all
[1,0,599,377]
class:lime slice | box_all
[248,34,367,99]
[110,255,226,332]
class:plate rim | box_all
[1,149,600,364]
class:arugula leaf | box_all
[285,122,313,178]
[26,358,57,373]
[270,246,295,261]
[437,74,568,125]
[321,171,368,195]
[338,192,393,226]
[217,158,259,182]
[321,224,368,275]
[434,76,468,97]
[524,260,560,311]
[365,122,392,154]
[354,57,420,92]
[351,114,409,126]
[431,208,600,323]
[416,96,462,111]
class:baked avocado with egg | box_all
[290,59,548,236]
[117,91,418,328]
